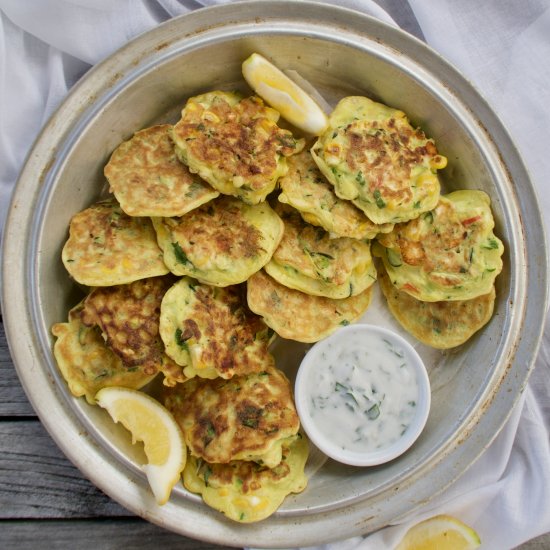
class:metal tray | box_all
[2,2,548,547]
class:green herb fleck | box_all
[482,238,500,250]
[366,404,380,420]
[175,328,189,349]
[373,189,386,209]
[345,392,359,405]
[171,242,192,266]
[203,465,212,486]
[239,405,262,429]
[277,134,297,149]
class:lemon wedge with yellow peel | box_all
[395,515,481,550]
[95,387,187,505]
[242,53,329,135]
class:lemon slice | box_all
[242,52,329,135]
[95,387,187,505]
[395,515,481,550]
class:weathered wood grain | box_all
[0,321,35,417]
[0,420,127,518]
[0,519,234,549]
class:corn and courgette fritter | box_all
[152,195,283,286]
[164,365,300,467]
[52,302,158,404]
[159,278,274,380]
[377,267,496,349]
[265,203,377,299]
[278,147,394,240]
[247,269,373,343]
[311,96,447,224]
[375,190,504,302]
[171,91,304,204]
[104,124,219,217]
[182,434,308,523]
[61,199,169,287]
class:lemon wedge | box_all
[395,515,481,550]
[242,52,329,135]
[95,387,187,505]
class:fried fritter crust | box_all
[61,199,168,286]
[375,190,504,301]
[160,278,274,379]
[182,435,308,523]
[81,275,185,386]
[164,366,300,467]
[378,267,496,348]
[52,302,158,404]
[153,195,283,286]
[278,148,393,239]
[104,124,219,217]
[265,204,376,298]
[171,91,303,204]
[311,96,445,224]
[247,269,373,343]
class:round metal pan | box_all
[2,1,548,547]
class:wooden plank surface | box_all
[0,420,126,518]
[0,519,233,550]
[0,316,35,416]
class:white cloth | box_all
[1,1,549,549]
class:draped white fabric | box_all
[1,1,549,549]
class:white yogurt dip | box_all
[295,324,430,466]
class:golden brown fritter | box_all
[265,203,377,298]
[52,302,158,404]
[278,148,393,239]
[160,278,274,379]
[81,275,185,386]
[375,190,504,301]
[104,124,219,217]
[377,267,496,348]
[311,96,446,224]
[247,269,373,343]
[164,366,300,467]
[152,195,283,286]
[183,434,308,523]
[61,199,169,286]
[171,91,303,204]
